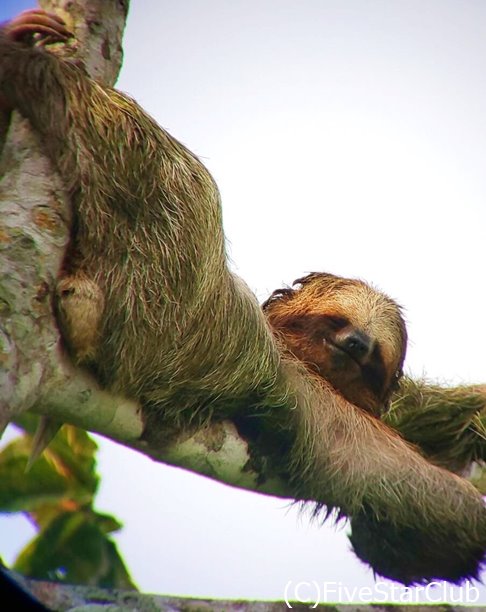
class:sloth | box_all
[0,9,485,586]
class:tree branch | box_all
[11,566,474,612]
[0,0,128,432]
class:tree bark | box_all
[5,567,484,612]
[0,0,129,431]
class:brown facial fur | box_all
[263,272,407,416]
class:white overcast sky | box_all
[1,0,486,605]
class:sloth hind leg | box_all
[55,275,104,364]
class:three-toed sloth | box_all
[0,9,484,586]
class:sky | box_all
[1,0,486,605]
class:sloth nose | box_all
[338,330,372,362]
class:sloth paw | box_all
[4,9,73,47]
[350,511,486,585]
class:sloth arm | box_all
[275,361,486,584]
[387,377,486,473]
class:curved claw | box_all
[4,9,73,45]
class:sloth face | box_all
[263,272,407,416]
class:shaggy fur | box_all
[387,377,486,473]
[0,11,485,585]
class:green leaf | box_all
[15,415,99,496]
[0,436,75,513]
[92,511,124,535]
[14,510,136,589]
[2,418,134,588]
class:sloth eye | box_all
[325,315,348,330]
[286,318,304,330]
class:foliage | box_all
[0,414,135,589]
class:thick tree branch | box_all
[40,0,127,84]
[0,0,128,433]
[10,567,478,612]
[0,0,146,456]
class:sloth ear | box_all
[261,286,295,311]
[292,271,338,288]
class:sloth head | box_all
[263,272,407,415]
